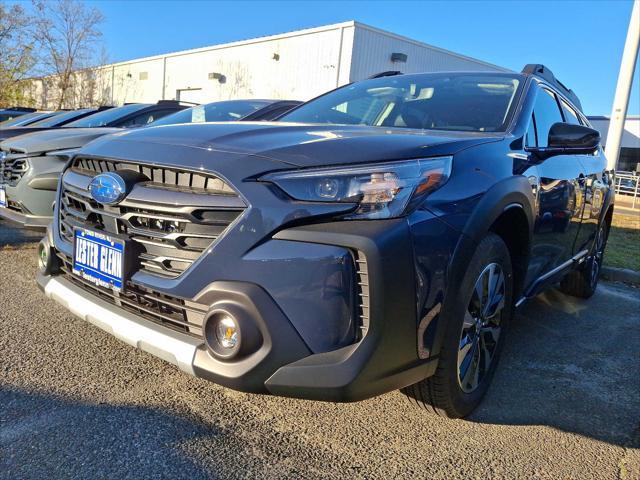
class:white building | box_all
[588,116,640,171]
[27,21,508,108]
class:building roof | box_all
[91,21,507,72]
[587,115,640,120]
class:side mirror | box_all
[527,122,600,160]
[548,122,600,151]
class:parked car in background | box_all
[36,65,613,418]
[0,111,58,128]
[0,101,188,227]
[0,106,115,142]
[235,100,301,121]
[0,99,297,228]
[150,99,302,126]
[0,107,36,123]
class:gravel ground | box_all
[0,222,638,480]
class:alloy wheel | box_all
[457,263,506,393]
[590,226,606,286]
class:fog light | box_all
[204,310,243,359]
[37,241,49,273]
[215,315,239,349]
[37,240,59,275]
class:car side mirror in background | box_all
[527,122,601,160]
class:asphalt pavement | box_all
[0,220,638,480]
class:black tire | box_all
[402,233,514,418]
[559,222,609,299]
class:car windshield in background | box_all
[280,73,523,132]
[65,104,148,128]
[0,111,54,128]
[151,100,271,126]
[29,109,94,127]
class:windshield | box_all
[29,109,94,127]
[65,104,149,128]
[151,100,271,126]
[0,111,55,127]
[281,73,523,132]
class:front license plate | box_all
[73,228,126,291]
[0,187,6,207]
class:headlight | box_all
[261,156,452,219]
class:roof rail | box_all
[368,71,403,79]
[522,64,583,112]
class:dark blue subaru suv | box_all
[37,64,612,418]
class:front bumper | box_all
[38,269,438,401]
[0,205,51,228]
[38,272,201,374]
[0,154,62,229]
[40,216,447,402]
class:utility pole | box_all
[605,0,640,171]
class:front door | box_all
[528,87,586,279]
[559,99,607,254]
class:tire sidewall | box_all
[440,233,514,417]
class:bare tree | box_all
[0,2,36,107]
[32,0,105,109]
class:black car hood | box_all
[0,127,121,155]
[83,122,503,168]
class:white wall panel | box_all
[161,27,349,103]
[110,58,165,104]
[349,24,508,81]
[589,117,640,148]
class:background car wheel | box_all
[402,233,513,419]
[559,222,609,299]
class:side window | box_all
[333,96,389,125]
[119,109,176,127]
[525,114,537,147]
[560,100,580,125]
[532,88,563,147]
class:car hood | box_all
[0,126,55,142]
[0,127,121,155]
[82,122,503,168]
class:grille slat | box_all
[57,254,206,336]
[354,251,370,339]
[59,157,245,278]
[0,153,29,185]
[71,157,236,195]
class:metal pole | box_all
[605,0,640,171]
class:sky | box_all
[86,0,639,116]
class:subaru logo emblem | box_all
[89,172,127,205]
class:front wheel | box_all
[402,233,513,418]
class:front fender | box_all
[426,175,535,359]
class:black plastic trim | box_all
[266,219,436,402]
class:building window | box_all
[139,72,148,81]
[618,147,640,172]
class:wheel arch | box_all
[427,175,535,359]
[458,175,535,300]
